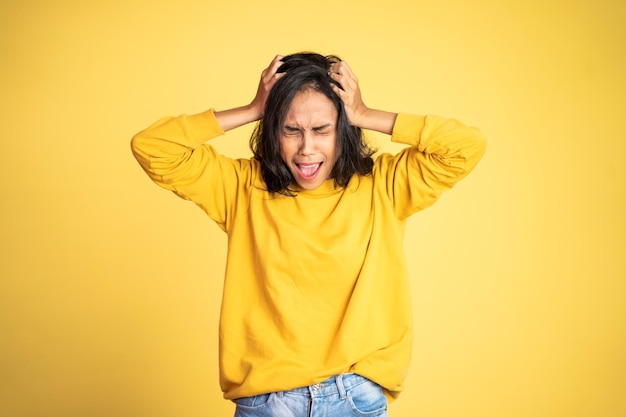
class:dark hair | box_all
[250,52,376,195]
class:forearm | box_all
[214,55,284,132]
[214,104,262,132]
[131,104,259,169]
[353,108,398,135]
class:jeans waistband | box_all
[277,373,369,399]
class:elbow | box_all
[130,132,152,170]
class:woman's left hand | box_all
[329,61,397,135]
[329,61,369,128]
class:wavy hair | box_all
[250,52,376,195]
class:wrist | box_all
[244,102,264,122]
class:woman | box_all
[131,52,486,416]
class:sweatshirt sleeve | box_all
[376,113,487,220]
[130,109,245,231]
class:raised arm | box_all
[130,56,287,229]
[329,60,397,134]
[329,60,486,218]
[131,55,287,183]
[214,55,285,131]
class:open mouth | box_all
[296,162,322,180]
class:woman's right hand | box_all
[215,55,284,132]
[249,55,285,120]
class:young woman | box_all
[132,52,486,417]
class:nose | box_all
[299,131,315,155]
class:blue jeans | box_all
[233,373,388,417]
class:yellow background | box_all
[1,0,624,416]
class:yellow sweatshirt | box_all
[131,110,486,400]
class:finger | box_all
[328,74,346,93]
[338,61,353,74]
[330,61,354,76]
[271,72,286,83]
[329,66,357,90]
[266,54,283,68]
[262,71,285,94]
[268,56,284,74]
[330,82,347,98]
[262,55,284,74]
[261,58,285,84]
[329,71,356,93]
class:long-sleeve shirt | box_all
[131,110,486,400]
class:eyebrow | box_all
[312,124,333,131]
[283,123,333,131]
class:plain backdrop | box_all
[1,0,625,416]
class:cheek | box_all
[278,138,287,157]
[329,137,339,160]
[279,141,293,164]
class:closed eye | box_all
[283,126,302,136]
[313,124,333,135]
[282,124,334,136]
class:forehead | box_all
[283,88,338,126]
